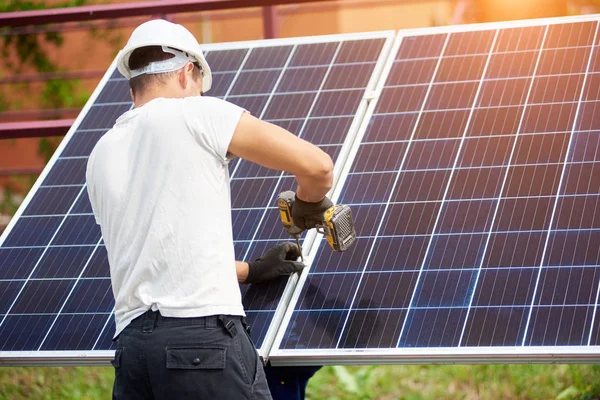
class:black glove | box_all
[291,195,334,230]
[245,242,305,284]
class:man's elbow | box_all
[310,154,334,190]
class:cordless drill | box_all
[277,191,357,260]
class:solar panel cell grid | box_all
[0,32,391,360]
[273,18,600,360]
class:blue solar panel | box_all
[0,31,393,363]
[271,16,600,364]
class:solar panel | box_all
[270,15,600,364]
[0,31,394,364]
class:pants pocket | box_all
[165,345,227,370]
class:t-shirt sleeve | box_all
[85,151,101,225]
[183,96,246,163]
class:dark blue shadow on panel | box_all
[82,246,110,278]
[338,309,406,349]
[0,315,54,351]
[352,271,418,309]
[204,49,249,72]
[263,93,318,120]
[242,275,289,312]
[471,268,537,306]
[229,70,280,95]
[10,279,75,314]
[23,186,81,216]
[399,307,468,348]
[96,79,131,104]
[42,158,87,186]
[92,313,118,350]
[296,273,361,311]
[230,177,280,208]
[244,310,275,349]
[310,237,373,274]
[209,72,237,97]
[425,233,487,270]
[78,104,131,130]
[545,231,600,267]
[0,281,23,314]
[40,313,109,351]
[254,210,293,241]
[341,173,396,204]
[53,215,102,246]
[280,310,346,350]
[63,278,114,313]
[232,209,268,241]
[62,130,107,157]
[462,306,528,346]
[32,245,96,279]
[0,248,45,279]
[370,236,430,271]
[3,216,63,247]
[412,269,478,308]
[72,190,94,214]
[526,306,594,346]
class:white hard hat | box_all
[117,19,212,93]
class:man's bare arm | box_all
[228,113,334,202]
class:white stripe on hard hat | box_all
[117,19,212,93]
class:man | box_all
[86,19,334,400]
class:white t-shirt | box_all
[86,96,246,337]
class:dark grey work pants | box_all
[111,310,272,400]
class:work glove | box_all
[245,242,305,284]
[291,195,334,230]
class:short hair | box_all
[128,46,202,96]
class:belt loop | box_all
[142,310,158,333]
[218,316,238,338]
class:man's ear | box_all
[178,63,195,89]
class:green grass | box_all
[1,364,599,399]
